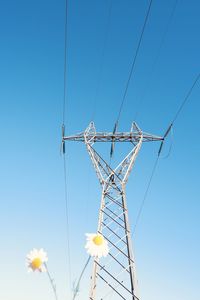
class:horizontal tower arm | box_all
[63,132,163,143]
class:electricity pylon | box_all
[63,122,163,300]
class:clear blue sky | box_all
[0,0,199,299]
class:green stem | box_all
[44,263,58,300]
[72,256,91,300]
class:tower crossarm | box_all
[63,132,163,143]
[63,120,163,144]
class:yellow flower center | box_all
[31,257,42,269]
[93,235,104,246]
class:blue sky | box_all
[0,0,200,299]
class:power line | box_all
[110,0,153,160]
[63,155,72,295]
[116,0,153,125]
[62,0,68,125]
[132,155,160,235]
[171,72,200,124]
[132,72,200,234]
[158,72,200,155]
[91,0,113,121]
[134,0,179,122]
[61,0,72,296]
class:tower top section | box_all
[63,122,164,143]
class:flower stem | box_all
[44,263,58,300]
[72,256,91,300]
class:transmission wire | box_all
[171,72,200,124]
[63,155,72,294]
[132,155,160,235]
[132,72,200,234]
[91,0,113,121]
[158,72,200,156]
[62,0,68,125]
[134,0,178,122]
[116,0,153,126]
[110,0,153,161]
[62,0,72,295]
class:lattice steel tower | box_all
[63,122,163,300]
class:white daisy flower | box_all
[26,248,48,272]
[85,233,109,258]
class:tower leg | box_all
[88,171,139,299]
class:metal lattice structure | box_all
[63,122,163,300]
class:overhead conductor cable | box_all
[110,0,153,159]
[133,72,200,234]
[62,0,72,295]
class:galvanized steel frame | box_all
[63,122,163,300]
